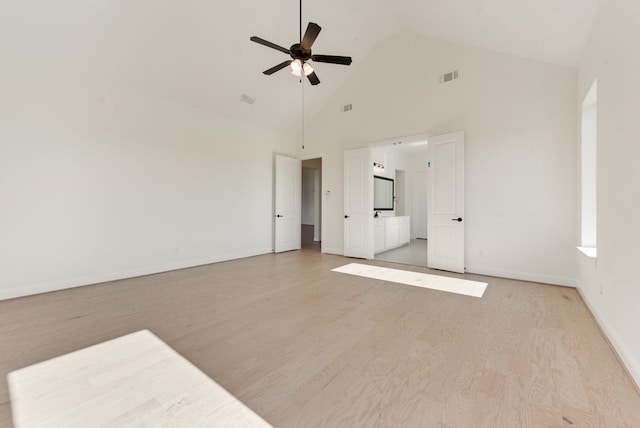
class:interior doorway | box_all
[373,166,428,267]
[343,130,464,272]
[368,137,429,268]
[301,157,322,251]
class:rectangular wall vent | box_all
[440,70,459,84]
[343,103,353,112]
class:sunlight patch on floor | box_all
[332,263,487,298]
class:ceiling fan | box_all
[249,3,352,86]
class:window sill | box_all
[577,246,597,258]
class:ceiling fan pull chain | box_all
[301,76,305,149]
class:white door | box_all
[275,155,301,253]
[344,148,373,259]
[427,131,465,273]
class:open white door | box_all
[275,155,301,253]
[344,148,373,259]
[427,131,465,273]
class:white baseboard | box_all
[465,265,576,287]
[321,247,344,256]
[576,288,640,390]
[0,248,273,301]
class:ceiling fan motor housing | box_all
[290,44,312,61]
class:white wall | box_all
[0,25,295,300]
[409,153,429,239]
[394,170,406,217]
[301,31,577,286]
[371,145,427,229]
[301,167,316,225]
[576,1,640,387]
[371,145,412,217]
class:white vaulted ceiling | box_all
[1,0,600,136]
[390,0,601,67]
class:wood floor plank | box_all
[1,248,640,427]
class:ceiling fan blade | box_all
[301,22,321,51]
[311,54,352,66]
[250,36,290,54]
[263,60,292,75]
[307,71,320,86]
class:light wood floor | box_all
[1,249,640,427]
[375,238,428,267]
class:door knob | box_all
[276,214,283,218]
[451,217,462,222]
[344,215,350,219]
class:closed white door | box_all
[275,155,301,253]
[427,131,465,273]
[344,148,373,259]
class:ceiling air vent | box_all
[440,70,459,84]
[343,103,353,112]
[239,94,255,104]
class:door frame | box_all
[365,131,431,251]
[300,153,324,253]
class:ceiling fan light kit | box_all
[290,59,303,74]
[290,59,314,77]
[249,1,352,86]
